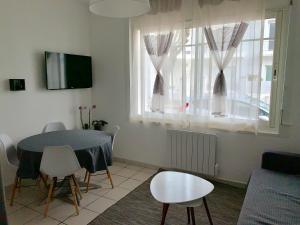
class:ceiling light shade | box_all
[89,0,150,18]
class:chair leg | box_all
[17,178,22,193]
[51,177,57,201]
[44,179,55,217]
[36,175,42,190]
[72,175,82,199]
[84,170,88,183]
[69,178,79,215]
[40,173,49,189]
[106,169,114,189]
[10,176,19,206]
[85,172,91,193]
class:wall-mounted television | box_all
[45,51,92,90]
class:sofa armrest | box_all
[262,151,300,175]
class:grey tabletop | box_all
[18,130,111,152]
[17,130,113,179]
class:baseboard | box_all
[113,157,247,189]
[113,157,160,170]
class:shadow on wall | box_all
[2,80,10,92]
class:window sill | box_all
[130,116,282,136]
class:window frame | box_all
[258,8,289,134]
[129,8,289,134]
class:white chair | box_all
[84,125,120,192]
[0,134,47,206]
[0,162,8,224]
[110,125,120,151]
[0,134,20,206]
[40,145,82,217]
[42,122,66,133]
[0,134,19,169]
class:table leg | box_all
[160,203,169,225]
[187,207,191,224]
[203,197,213,225]
[190,207,196,225]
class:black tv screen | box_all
[45,52,92,90]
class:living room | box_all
[0,0,299,224]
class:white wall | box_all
[90,2,300,184]
[0,0,92,185]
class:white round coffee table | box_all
[150,171,214,225]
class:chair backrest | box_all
[110,125,120,151]
[0,164,8,225]
[0,134,19,167]
[42,122,66,133]
[40,145,81,178]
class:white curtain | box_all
[204,22,249,116]
[144,32,174,112]
[130,0,266,132]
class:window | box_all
[130,9,288,133]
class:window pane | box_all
[260,17,276,118]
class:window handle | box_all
[273,68,277,80]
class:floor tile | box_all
[47,202,80,222]
[131,172,153,182]
[100,175,127,187]
[109,165,124,174]
[14,187,47,206]
[103,187,131,201]
[90,174,108,183]
[5,201,24,215]
[63,209,98,225]
[115,168,139,178]
[27,198,63,214]
[78,192,100,208]
[119,179,143,191]
[24,215,61,225]
[124,165,144,171]
[89,187,111,197]
[85,197,116,213]
[141,168,158,175]
[7,207,40,225]
[89,179,111,189]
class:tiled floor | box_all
[5,162,157,225]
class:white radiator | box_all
[167,130,217,177]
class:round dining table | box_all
[17,130,113,179]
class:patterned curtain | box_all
[144,32,174,112]
[204,22,248,115]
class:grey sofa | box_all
[237,151,300,225]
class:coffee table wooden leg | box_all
[203,197,213,225]
[160,203,169,225]
[190,207,196,225]
[187,207,191,224]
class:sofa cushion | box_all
[237,169,300,225]
[262,151,300,175]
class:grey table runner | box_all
[17,130,112,179]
